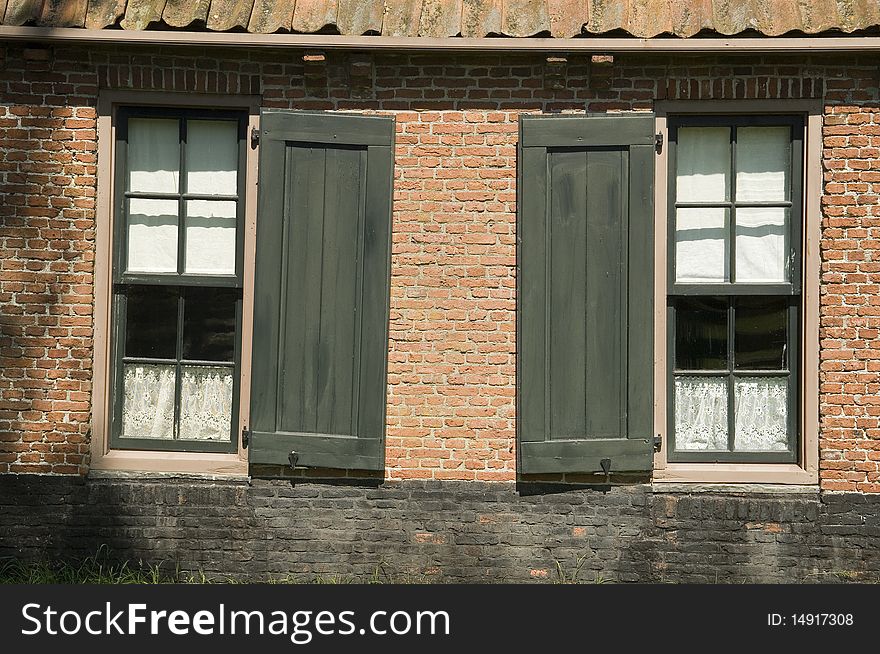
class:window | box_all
[109,107,247,453]
[667,115,802,463]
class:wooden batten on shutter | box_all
[249,111,394,471]
[517,114,655,475]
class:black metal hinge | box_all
[250,126,260,149]
[654,132,664,153]
[653,434,662,452]
[241,425,251,449]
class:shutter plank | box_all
[280,146,326,433]
[519,145,548,443]
[584,148,625,439]
[357,143,393,440]
[548,150,587,440]
[316,147,361,436]
[250,139,287,436]
[627,144,654,440]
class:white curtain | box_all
[735,127,790,202]
[674,377,728,450]
[121,364,176,440]
[179,366,233,442]
[734,377,789,451]
[676,127,730,202]
[127,198,178,273]
[128,118,179,193]
[675,207,728,282]
[186,120,239,196]
[185,200,237,275]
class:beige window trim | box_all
[652,99,821,485]
[91,90,260,476]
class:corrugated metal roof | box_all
[1,0,878,37]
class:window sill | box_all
[89,449,247,477]
[652,463,817,485]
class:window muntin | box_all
[110,107,246,453]
[668,115,802,463]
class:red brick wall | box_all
[1,44,878,489]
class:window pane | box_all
[674,376,728,450]
[120,363,176,440]
[127,198,179,273]
[734,377,788,451]
[186,120,239,196]
[735,297,787,370]
[735,126,790,202]
[179,366,233,442]
[675,207,728,282]
[735,207,788,282]
[676,127,730,203]
[675,297,728,370]
[183,288,237,362]
[184,200,236,275]
[125,286,178,359]
[128,118,179,193]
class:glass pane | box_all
[128,118,179,193]
[179,366,233,442]
[125,286,178,359]
[120,363,176,440]
[735,126,790,202]
[186,120,239,196]
[674,376,728,451]
[183,288,237,362]
[675,297,728,370]
[675,126,730,202]
[735,207,788,282]
[735,297,787,370]
[184,200,236,275]
[127,198,179,273]
[734,377,789,451]
[675,207,729,282]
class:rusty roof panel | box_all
[247,0,294,33]
[419,0,462,36]
[291,0,337,32]
[40,0,88,27]
[163,0,210,28]
[461,0,502,36]
[85,0,128,29]
[207,0,254,31]
[119,0,166,30]
[336,0,383,34]
[4,0,880,37]
[384,0,423,36]
[4,0,44,26]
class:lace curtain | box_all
[121,364,232,442]
[675,376,788,451]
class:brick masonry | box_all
[1,475,878,583]
[2,43,880,578]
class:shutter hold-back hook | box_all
[599,458,612,484]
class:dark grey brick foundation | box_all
[1,475,878,583]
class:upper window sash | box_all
[112,106,248,287]
[667,114,804,297]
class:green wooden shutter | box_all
[518,114,654,475]
[249,111,394,471]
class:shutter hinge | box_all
[653,434,662,452]
[654,132,663,153]
[241,425,251,449]
[250,126,260,149]
[288,451,299,469]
